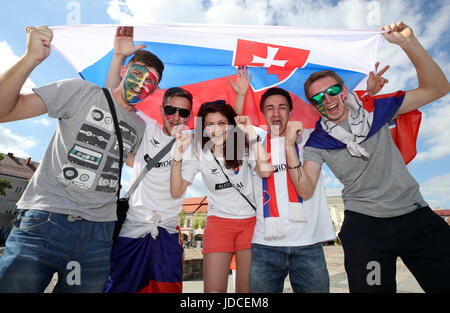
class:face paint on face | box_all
[312,101,329,117]
[124,64,159,105]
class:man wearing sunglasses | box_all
[292,22,450,293]
[102,27,194,293]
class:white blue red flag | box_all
[50,23,384,128]
[50,23,419,163]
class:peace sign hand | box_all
[367,62,389,96]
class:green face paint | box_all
[123,64,158,105]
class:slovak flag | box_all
[49,23,419,161]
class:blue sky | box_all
[0,0,449,208]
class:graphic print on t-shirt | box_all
[95,173,119,193]
[68,144,103,169]
[56,105,139,194]
[57,163,96,190]
[86,106,114,132]
[77,124,111,150]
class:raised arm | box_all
[235,115,271,178]
[105,26,146,88]
[228,66,252,115]
[170,132,193,198]
[0,26,50,123]
[284,121,321,200]
[381,22,449,115]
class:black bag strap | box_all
[210,149,256,211]
[102,88,123,200]
[125,137,176,199]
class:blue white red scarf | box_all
[262,134,306,240]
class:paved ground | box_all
[183,245,424,293]
[0,245,423,293]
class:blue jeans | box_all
[250,242,329,293]
[0,209,114,293]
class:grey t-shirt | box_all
[16,79,145,221]
[304,120,427,218]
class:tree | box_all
[0,153,12,196]
[178,210,186,228]
[192,212,200,230]
[200,213,206,230]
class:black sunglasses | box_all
[163,105,191,118]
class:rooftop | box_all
[0,152,39,180]
[182,196,208,214]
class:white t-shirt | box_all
[120,113,191,238]
[183,147,257,219]
[251,129,336,246]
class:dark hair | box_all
[260,87,293,112]
[304,70,344,102]
[163,87,193,109]
[195,100,247,169]
[127,50,165,83]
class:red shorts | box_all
[202,215,256,254]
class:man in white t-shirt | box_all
[230,65,388,293]
[249,88,335,293]
[103,27,195,293]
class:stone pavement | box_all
[183,245,424,293]
[0,245,424,293]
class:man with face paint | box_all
[295,22,450,293]
[0,26,163,292]
[102,27,195,293]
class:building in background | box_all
[180,196,207,248]
[434,209,450,226]
[0,152,39,242]
[326,189,345,237]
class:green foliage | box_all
[192,212,200,230]
[0,153,12,196]
[178,210,186,228]
[200,212,206,229]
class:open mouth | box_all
[326,103,339,113]
[131,87,141,95]
[271,119,282,126]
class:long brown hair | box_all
[194,100,248,169]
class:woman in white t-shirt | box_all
[170,100,271,293]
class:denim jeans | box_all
[0,209,114,293]
[250,242,329,293]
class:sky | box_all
[0,0,449,209]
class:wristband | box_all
[287,161,302,170]
[172,158,182,164]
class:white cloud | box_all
[415,97,450,162]
[420,173,450,209]
[0,125,37,158]
[0,41,36,93]
[32,118,51,127]
[107,0,206,24]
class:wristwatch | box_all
[249,135,262,146]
